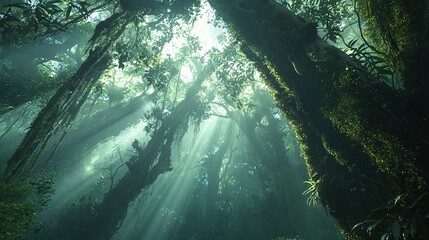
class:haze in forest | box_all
[1,0,428,240]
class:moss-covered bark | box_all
[208,0,429,238]
[357,0,429,186]
[357,0,429,90]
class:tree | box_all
[206,0,429,239]
[2,0,428,239]
[0,0,111,114]
[1,0,201,183]
[69,55,214,239]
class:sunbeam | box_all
[3,0,415,238]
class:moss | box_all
[305,43,429,196]
[340,229,362,240]
[209,1,429,240]
[321,135,348,166]
[213,0,425,191]
[356,0,427,89]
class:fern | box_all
[303,178,321,207]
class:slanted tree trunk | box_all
[49,93,155,170]
[1,12,131,183]
[208,0,429,238]
[360,0,429,91]
[77,64,215,240]
[0,30,88,115]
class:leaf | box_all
[367,221,380,234]
[371,56,386,64]
[45,2,62,11]
[352,222,365,231]
[376,68,393,75]
[403,228,410,238]
[348,39,358,47]
[78,1,88,14]
[391,220,401,240]
[357,44,368,52]
[47,0,63,3]
[65,5,72,19]
[394,194,403,206]
[36,5,49,18]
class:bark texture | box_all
[208,0,429,238]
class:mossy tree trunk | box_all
[358,0,429,184]
[208,0,429,238]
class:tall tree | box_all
[75,59,215,240]
[1,0,201,183]
[203,133,231,235]
[1,11,131,182]
[207,0,429,239]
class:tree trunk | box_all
[1,12,131,183]
[205,138,229,232]
[47,94,155,170]
[77,64,215,240]
[208,0,429,238]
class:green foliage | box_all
[210,41,256,110]
[0,0,105,43]
[29,174,56,208]
[355,0,427,89]
[285,0,353,43]
[302,176,321,207]
[283,0,397,86]
[341,38,397,87]
[144,58,178,90]
[352,192,429,240]
[0,183,37,240]
[120,0,200,20]
[0,172,55,239]
[63,196,98,228]
[41,195,98,240]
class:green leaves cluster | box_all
[0,0,103,43]
[143,58,178,90]
[0,183,37,240]
[281,0,397,86]
[285,0,352,43]
[343,39,396,86]
[42,195,98,239]
[0,171,55,239]
[352,192,429,240]
[302,176,321,207]
[211,43,256,110]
